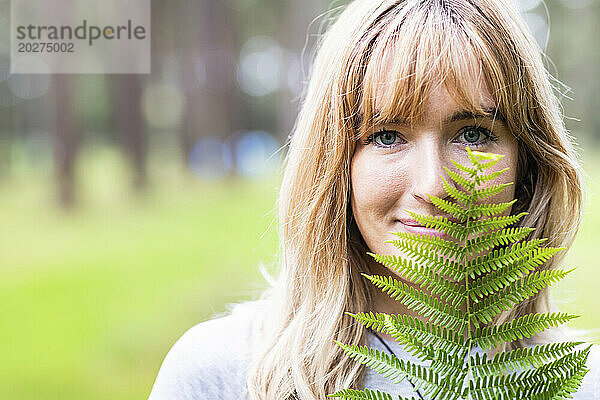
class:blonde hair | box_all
[246,1,584,399]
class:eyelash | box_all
[362,129,406,147]
[363,129,408,149]
[456,126,498,147]
[362,126,498,148]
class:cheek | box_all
[351,171,396,217]
[350,151,409,222]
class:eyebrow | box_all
[443,108,505,124]
[369,107,506,125]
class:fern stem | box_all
[463,152,479,400]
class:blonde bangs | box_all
[358,2,506,137]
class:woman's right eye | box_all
[364,130,404,147]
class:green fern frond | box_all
[363,274,467,330]
[429,351,467,380]
[469,240,560,290]
[468,199,518,219]
[519,246,566,273]
[528,365,589,400]
[468,372,536,400]
[473,313,580,350]
[328,388,419,400]
[450,159,478,177]
[334,341,409,384]
[389,232,463,258]
[335,341,463,400]
[428,196,469,221]
[467,148,504,167]
[351,313,467,356]
[470,341,584,377]
[406,211,468,240]
[465,227,535,256]
[412,370,463,400]
[445,165,476,190]
[443,177,470,204]
[467,239,554,283]
[529,347,590,380]
[474,168,510,186]
[469,263,570,301]
[385,316,464,361]
[468,358,590,400]
[467,212,528,235]
[472,182,513,202]
[369,254,466,306]
[333,148,589,399]
[347,312,435,361]
[470,269,572,325]
[372,247,465,281]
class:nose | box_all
[410,141,450,204]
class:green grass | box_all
[0,147,598,400]
[0,148,279,400]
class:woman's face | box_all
[350,81,519,264]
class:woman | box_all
[149,1,597,399]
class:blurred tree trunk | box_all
[177,0,241,166]
[50,76,80,209]
[0,107,13,181]
[174,0,197,160]
[277,0,325,137]
[112,75,147,192]
[546,1,600,143]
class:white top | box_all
[148,302,600,399]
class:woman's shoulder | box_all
[577,343,600,399]
[148,300,266,400]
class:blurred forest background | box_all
[0,0,599,399]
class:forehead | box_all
[357,5,502,130]
[374,54,496,125]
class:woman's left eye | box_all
[456,126,496,146]
[375,131,398,146]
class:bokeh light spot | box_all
[237,36,283,97]
[233,130,280,178]
[142,83,185,129]
[521,11,549,50]
[8,56,51,100]
[515,0,542,12]
[188,137,233,181]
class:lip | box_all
[398,217,460,239]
